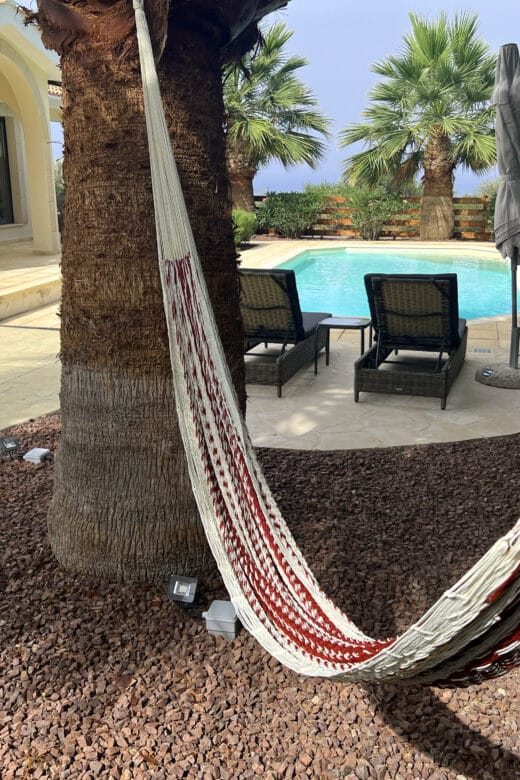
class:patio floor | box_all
[242,239,520,449]
[1,239,519,446]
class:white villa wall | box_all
[0,0,61,253]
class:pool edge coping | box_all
[239,239,512,325]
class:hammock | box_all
[132,0,520,686]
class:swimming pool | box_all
[278,247,511,320]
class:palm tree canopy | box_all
[339,12,497,185]
[25,0,291,59]
[223,21,331,170]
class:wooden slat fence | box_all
[315,196,492,240]
[256,195,492,241]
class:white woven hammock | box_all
[133,0,520,685]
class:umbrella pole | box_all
[511,248,519,369]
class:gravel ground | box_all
[1,412,520,779]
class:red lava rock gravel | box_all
[1,412,520,779]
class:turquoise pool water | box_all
[278,247,511,320]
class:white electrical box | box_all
[23,448,51,464]
[202,600,239,640]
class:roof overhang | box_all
[0,0,60,81]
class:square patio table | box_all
[314,316,372,374]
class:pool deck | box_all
[1,238,519,449]
[241,239,519,448]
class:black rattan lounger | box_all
[239,268,331,397]
[354,273,468,409]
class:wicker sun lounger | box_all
[354,273,468,409]
[238,268,331,397]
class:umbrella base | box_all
[475,363,520,389]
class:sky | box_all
[50,1,519,196]
[254,0,520,197]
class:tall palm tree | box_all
[339,12,496,240]
[224,22,331,211]
[24,0,289,583]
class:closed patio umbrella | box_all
[476,43,520,387]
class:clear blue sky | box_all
[255,0,520,196]
[50,1,518,196]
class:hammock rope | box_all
[132,0,520,685]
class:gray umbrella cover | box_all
[493,43,520,259]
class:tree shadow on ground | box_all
[365,682,520,780]
[3,417,520,776]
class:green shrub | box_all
[304,182,351,200]
[484,192,497,236]
[345,185,401,240]
[303,183,353,235]
[476,178,500,236]
[54,158,64,233]
[256,191,327,238]
[232,209,257,246]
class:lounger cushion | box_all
[302,312,333,337]
[458,318,467,343]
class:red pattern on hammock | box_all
[165,256,395,668]
[163,255,520,684]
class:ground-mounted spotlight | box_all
[166,575,198,605]
[0,436,20,458]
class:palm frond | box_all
[343,146,400,186]
[224,21,331,171]
[453,132,496,170]
[338,10,496,186]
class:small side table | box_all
[315,316,372,374]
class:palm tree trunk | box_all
[420,133,455,241]
[160,29,246,375]
[46,7,244,583]
[226,136,257,211]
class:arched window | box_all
[0,117,14,225]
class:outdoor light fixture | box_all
[0,436,20,458]
[166,575,198,605]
